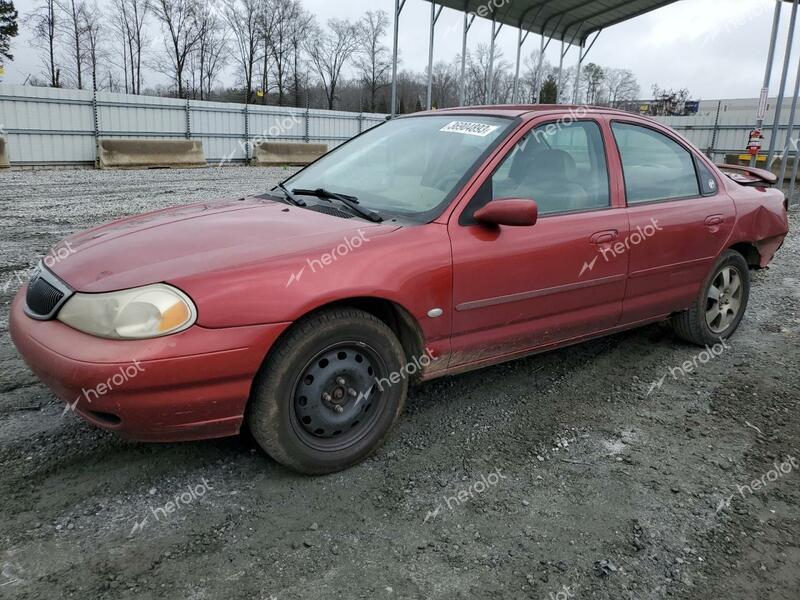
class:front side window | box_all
[490,120,611,216]
[612,122,701,204]
[285,115,513,221]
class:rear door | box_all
[609,121,736,324]
[447,117,630,367]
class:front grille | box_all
[24,267,72,320]
[26,275,65,317]
[307,205,354,219]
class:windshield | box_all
[284,115,513,221]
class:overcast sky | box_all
[2,0,795,100]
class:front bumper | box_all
[9,287,290,442]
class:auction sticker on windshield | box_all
[440,121,501,137]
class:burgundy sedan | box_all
[10,106,789,474]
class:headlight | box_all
[57,284,197,339]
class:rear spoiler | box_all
[717,164,778,186]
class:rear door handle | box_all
[590,230,619,245]
[705,215,724,227]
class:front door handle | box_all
[590,230,619,245]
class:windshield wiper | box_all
[292,188,383,223]
[275,183,307,207]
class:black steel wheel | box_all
[247,307,408,475]
[291,342,385,451]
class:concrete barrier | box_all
[251,142,328,166]
[96,139,207,169]
[0,136,9,168]
[725,153,800,180]
[767,155,800,180]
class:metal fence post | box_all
[185,97,191,139]
[244,103,250,164]
[92,88,100,169]
[709,100,722,160]
[305,94,311,143]
[358,113,364,134]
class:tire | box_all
[247,307,408,475]
[670,249,751,346]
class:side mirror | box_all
[473,198,539,227]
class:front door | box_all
[448,118,629,368]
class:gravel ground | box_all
[0,167,798,600]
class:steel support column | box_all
[513,28,530,104]
[390,0,407,117]
[460,10,476,106]
[752,0,783,167]
[767,0,799,165]
[488,16,503,104]
[426,3,444,110]
[556,41,566,104]
[534,34,546,103]
[779,53,800,183]
[790,132,800,203]
[573,41,584,104]
[573,30,601,104]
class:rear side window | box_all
[491,120,610,215]
[612,123,700,204]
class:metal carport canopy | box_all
[430,0,681,44]
[391,0,684,115]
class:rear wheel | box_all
[671,250,750,346]
[248,307,408,475]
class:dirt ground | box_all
[0,168,798,600]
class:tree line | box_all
[10,0,646,114]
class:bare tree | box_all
[152,0,202,97]
[354,9,391,112]
[267,0,300,106]
[192,3,226,99]
[306,18,359,110]
[582,63,604,104]
[58,0,87,88]
[430,60,457,109]
[79,1,105,90]
[650,85,690,116]
[288,4,313,106]
[465,44,510,105]
[111,0,149,94]
[604,68,639,107]
[27,0,61,86]
[223,0,262,103]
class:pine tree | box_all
[0,0,18,62]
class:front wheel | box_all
[247,307,408,475]
[671,250,751,346]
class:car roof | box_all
[410,104,653,122]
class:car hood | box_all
[46,197,401,292]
